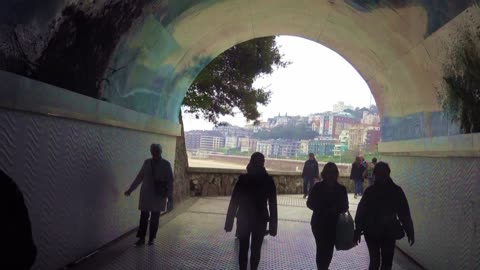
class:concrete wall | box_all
[0,72,184,270]
[381,154,480,270]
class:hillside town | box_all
[186,102,380,160]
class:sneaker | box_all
[135,238,145,246]
[148,239,154,246]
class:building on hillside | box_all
[339,130,349,145]
[225,136,238,149]
[365,127,381,152]
[186,130,223,150]
[333,101,353,113]
[214,124,252,137]
[311,119,321,132]
[271,140,301,158]
[256,141,273,157]
[199,135,225,152]
[298,140,310,155]
[308,138,339,156]
[361,111,381,126]
[317,113,359,138]
[238,137,257,152]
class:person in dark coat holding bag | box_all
[354,162,415,270]
[125,144,174,246]
[225,152,278,270]
[307,162,349,270]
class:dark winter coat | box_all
[225,172,278,236]
[1,169,37,269]
[302,159,319,180]
[350,162,366,180]
[355,177,414,240]
[307,181,349,232]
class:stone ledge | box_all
[0,71,181,136]
[187,166,350,177]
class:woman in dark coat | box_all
[354,162,415,270]
[307,162,349,270]
[224,152,278,270]
[350,156,366,198]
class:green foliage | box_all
[254,123,318,140]
[183,36,288,124]
[441,31,480,133]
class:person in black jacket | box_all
[225,152,278,270]
[350,156,366,198]
[302,153,319,198]
[307,162,349,270]
[1,169,37,269]
[354,162,415,270]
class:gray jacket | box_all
[128,158,174,212]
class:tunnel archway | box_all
[1,1,479,270]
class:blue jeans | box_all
[354,179,363,195]
[304,177,314,196]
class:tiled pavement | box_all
[72,195,423,270]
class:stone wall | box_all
[196,154,353,174]
[188,167,361,197]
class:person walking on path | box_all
[125,144,174,246]
[302,153,319,198]
[363,157,377,187]
[225,152,278,270]
[307,162,349,270]
[354,162,415,270]
[1,169,37,269]
[350,156,366,199]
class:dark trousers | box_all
[136,211,160,240]
[313,229,336,270]
[364,234,396,270]
[303,177,314,196]
[238,226,266,270]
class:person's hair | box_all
[247,152,266,174]
[354,156,361,164]
[373,161,390,179]
[150,144,162,155]
[321,162,339,183]
[372,157,377,163]
[309,153,314,157]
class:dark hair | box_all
[247,152,266,174]
[321,162,339,182]
[372,157,377,163]
[373,161,390,178]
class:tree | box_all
[441,31,480,133]
[183,36,288,124]
[254,123,318,140]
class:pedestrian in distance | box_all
[225,152,278,270]
[125,144,174,246]
[354,162,415,270]
[302,153,319,198]
[363,157,377,187]
[1,169,37,270]
[350,156,366,199]
[307,162,349,270]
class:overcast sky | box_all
[183,35,375,131]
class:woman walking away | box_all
[350,156,366,199]
[354,162,415,270]
[307,162,349,270]
[225,152,278,270]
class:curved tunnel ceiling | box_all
[103,0,476,127]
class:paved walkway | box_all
[72,195,422,270]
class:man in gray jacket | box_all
[125,144,174,246]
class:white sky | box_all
[183,35,375,131]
